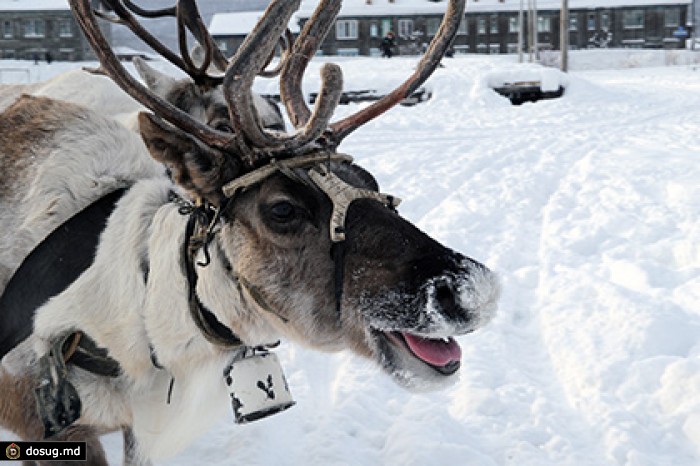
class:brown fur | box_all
[0,94,85,197]
[138,112,240,205]
[0,370,41,440]
[0,369,107,465]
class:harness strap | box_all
[0,188,128,360]
[331,241,346,315]
[35,330,120,438]
[63,331,121,378]
[308,164,401,242]
[179,196,244,349]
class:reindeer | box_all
[0,60,284,132]
[0,0,499,464]
[0,58,283,293]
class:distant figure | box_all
[45,51,53,64]
[380,31,395,58]
[589,29,612,48]
[33,53,39,65]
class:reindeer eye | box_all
[269,201,295,222]
[214,122,234,133]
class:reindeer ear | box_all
[133,57,179,96]
[138,112,239,204]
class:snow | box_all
[1,48,700,464]
[209,11,301,35]
[0,0,69,11]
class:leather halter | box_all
[183,152,401,330]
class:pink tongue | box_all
[402,333,462,367]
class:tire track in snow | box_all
[537,68,700,464]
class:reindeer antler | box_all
[280,0,342,130]
[221,0,343,161]
[70,0,465,170]
[328,0,465,145]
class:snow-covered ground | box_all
[1,49,700,465]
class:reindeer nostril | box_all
[433,278,462,320]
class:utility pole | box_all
[692,0,697,50]
[519,0,524,62]
[532,0,538,61]
[560,0,568,71]
[528,0,533,61]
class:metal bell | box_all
[223,349,295,424]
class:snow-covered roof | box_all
[0,0,70,11]
[297,0,692,18]
[209,10,301,36]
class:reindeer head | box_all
[70,0,499,391]
[132,57,285,134]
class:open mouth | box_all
[383,331,462,375]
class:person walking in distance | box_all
[380,31,395,58]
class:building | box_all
[0,0,109,61]
[288,0,694,56]
[210,10,301,57]
[467,0,694,52]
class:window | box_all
[370,22,379,38]
[3,20,12,39]
[490,15,498,34]
[601,13,610,30]
[59,48,75,61]
[477,17,486,34]
[336,48,359,57]
[336,19,358,40]
[665,9,680,27]
[217,40,228,52]
[381,19,392,36]
[426,18,441,36]
[569,16,578,31]
[398,19,413,38]
[622,38,644,48]
[23,19,45,38]
[587,13,596,31]
[623,10,644,29]
[509,16,519,33]
[538,16,551,33]
[58,19,72,37]
[457,16,468,35]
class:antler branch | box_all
[280,0,342,129]
[69,0,236,151]
[328,0,466,145]
[100,0,226,87]
[72,0,462,175]
[176,0,229,74]
[122,0,176,18]
[258,29,294,79]
[221,0,343,162]
[223,0,301,150]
